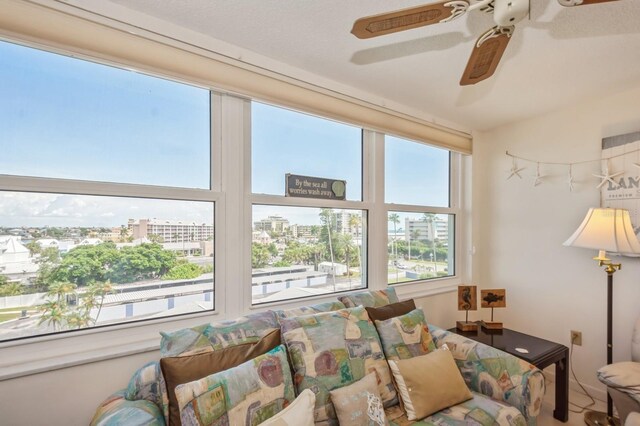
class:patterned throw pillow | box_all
[338,288,399,308]
[125,361,170,423]
[274,301,346,322]
[329,372,389,426]
[175,345,295,426]
[258,389,316,426]
[280,306,397,425]
[374,308,436,361]
[160,310,279,357]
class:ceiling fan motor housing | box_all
[493,0,529,27]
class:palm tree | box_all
[336,234,355,288]
[410,229,420,261]
[422,213,437,273]
[349,214,362,272]
[38,281,77,331]
[388,213,400,282]
[319,209,337,290]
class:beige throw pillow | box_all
[388,349,472,421]
[330,372,388,426]
[258,389,316,426]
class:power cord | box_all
[566,338,598,414]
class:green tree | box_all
[38,281,77,331]
[336,234,356,284]
[388,213,400,281]
[319,209,337,288]
[109,243,177,283]
[81,280,114,325]
[164,262,204,280]
[53,243,119,286]
[422,213,437,271]
[0,280,22,297]
[282,241,309,265]
[26,241,42,257]
[252,243,271,268]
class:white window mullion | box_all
[219,93,250,319]
[367,131,387,291]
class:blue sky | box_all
[0,40,449,228]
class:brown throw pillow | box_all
[365,299,416,322]
[387,349,472,421]
[160,328,280,426]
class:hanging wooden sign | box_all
[285,174,346,200]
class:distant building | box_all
[0,236,38,275]
[98,227,129,243]
[254,215,289,234]
[252,231,272,245]
[78,238,103,246]
[36,238,76,254]
[403,217,449,246]
[128,218,214,243]
[290,224,315,239]
[335,211,362,237]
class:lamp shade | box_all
[563,208,640,255]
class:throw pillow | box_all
[160,310,279,357]
[388,349,472,421]
[374,308,436,361]
[258,389,315,426]
[338,288,399,308]
[280,306,397,425]
[175,344,295,426]
[275,301,346,322]
[329,372,389,426]
[161,328,281,426]
[365,299,416,322]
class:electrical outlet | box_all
[571,330,582,346]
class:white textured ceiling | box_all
[70,0,640,131]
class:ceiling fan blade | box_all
[460,27,513,86]
[557,0,619,7]
[351,1,468,39]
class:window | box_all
[387,212,454,284]
[385,135,450,207]
[252,102,363,200]
[385,137,455,285]
[0,40,210,189]
[0,41,214,342]
[251,103,366,304]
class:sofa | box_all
[90,288,546,425]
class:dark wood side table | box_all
[447,326,569,422]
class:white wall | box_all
[473,84,640,397]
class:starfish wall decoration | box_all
[593,165,624,189]
[533,163,545,187]
[567,165,575,192]
[507,158,525,180]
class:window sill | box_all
[0,279,459,382]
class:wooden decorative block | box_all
[457,285,477,311]
[481,289,506,308]
[456,321,478,332]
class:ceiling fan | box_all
[351,0,620,86]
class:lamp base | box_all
[584,410,620,426]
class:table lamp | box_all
[563,208,640,426]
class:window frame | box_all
[380,135,464,295]
[246,101,371,308]
[0,46,223,345]
[0,17,469,379]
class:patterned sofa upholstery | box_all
[91,290,546,426]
